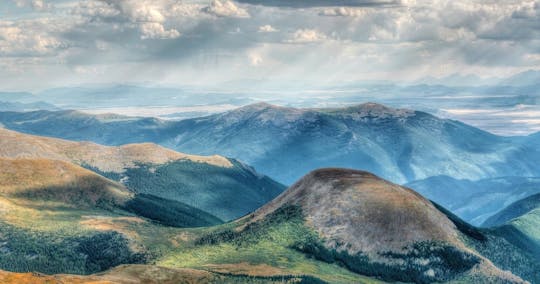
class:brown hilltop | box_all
[244,168,526,283]
[0,157,131,208]
[0,127,232,173]
[249,168,461,253]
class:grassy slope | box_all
[0,264,330,284]
[0,158,347,282]
[434,203,540,283]
[156,185,538,284]
[480,193,540,274]
[0,158,225,275]
[483,193,540,227]
[0,158,535,283]
[509,208,540,247]
[158,206,381,284]
[0,127,285,221]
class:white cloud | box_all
[202,0,250,18]
[286,29,327,43]
[139,22,180,39]
[0,19,68,57]
[1,0,540,90]
[74,0,120,19]
[319,7,367,17]
[258,24,278,32]
[74,0,192,40]
[12,0,52,11]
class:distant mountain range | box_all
[406,176,540,226]
[1,102,539,185]
[0,101,59,112]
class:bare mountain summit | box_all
[238,168,528,283]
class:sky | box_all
[1,0,539,91]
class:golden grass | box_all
[0,265,221,284]
[0,158,131,209]
[202,262,286,277]
[80,216,145,242]
[0,128,232,172]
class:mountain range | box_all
[1,102,539,185]
[1,102,540,283]
[0,128,285,221]
[1,167,538,283]
[406,176,540,226]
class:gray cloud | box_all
[0,0,539,91]
[235,0,400,8]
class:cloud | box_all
[235,0,400,8]
[202,0,250,18]
[11,0,52,11]
[72,0,200,40]
[0,19,68,57]
[319,7,367,17]
[286,29,327,43]
[258,24,278,32]
[139,22,180,39]
[1,0,540,91]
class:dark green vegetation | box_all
[124,194,223,227]
[184,206,480,283]
[468,229,540,283]
[298,241,480,284]
[209,273,328,284]
[161,205,376,284]
[478,192,540,282]
[103,160,285,221]
[436,202,540,283]
[173,167,540,284]
[484,193,540,227]
[0,222,144,275]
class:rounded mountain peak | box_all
[252,168,461,254]
[242,168,526,283]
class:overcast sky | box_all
[1,0,539,91]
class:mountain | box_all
[165,102,540,184]
[2,103,540,185]
[501,70,540,86]
[484,193,540,228]
[0,85,252,109]
[483,193,540,256]
[160,169,538,283]
[0,128,285,220]
[0,157,222,276]
[406,176,540,226]
[0,110,170,145]
[0,101,59,112]
[0,157,222,228]
[0,92,36,103]
[482,193,540,271]
[1,167,538,283]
